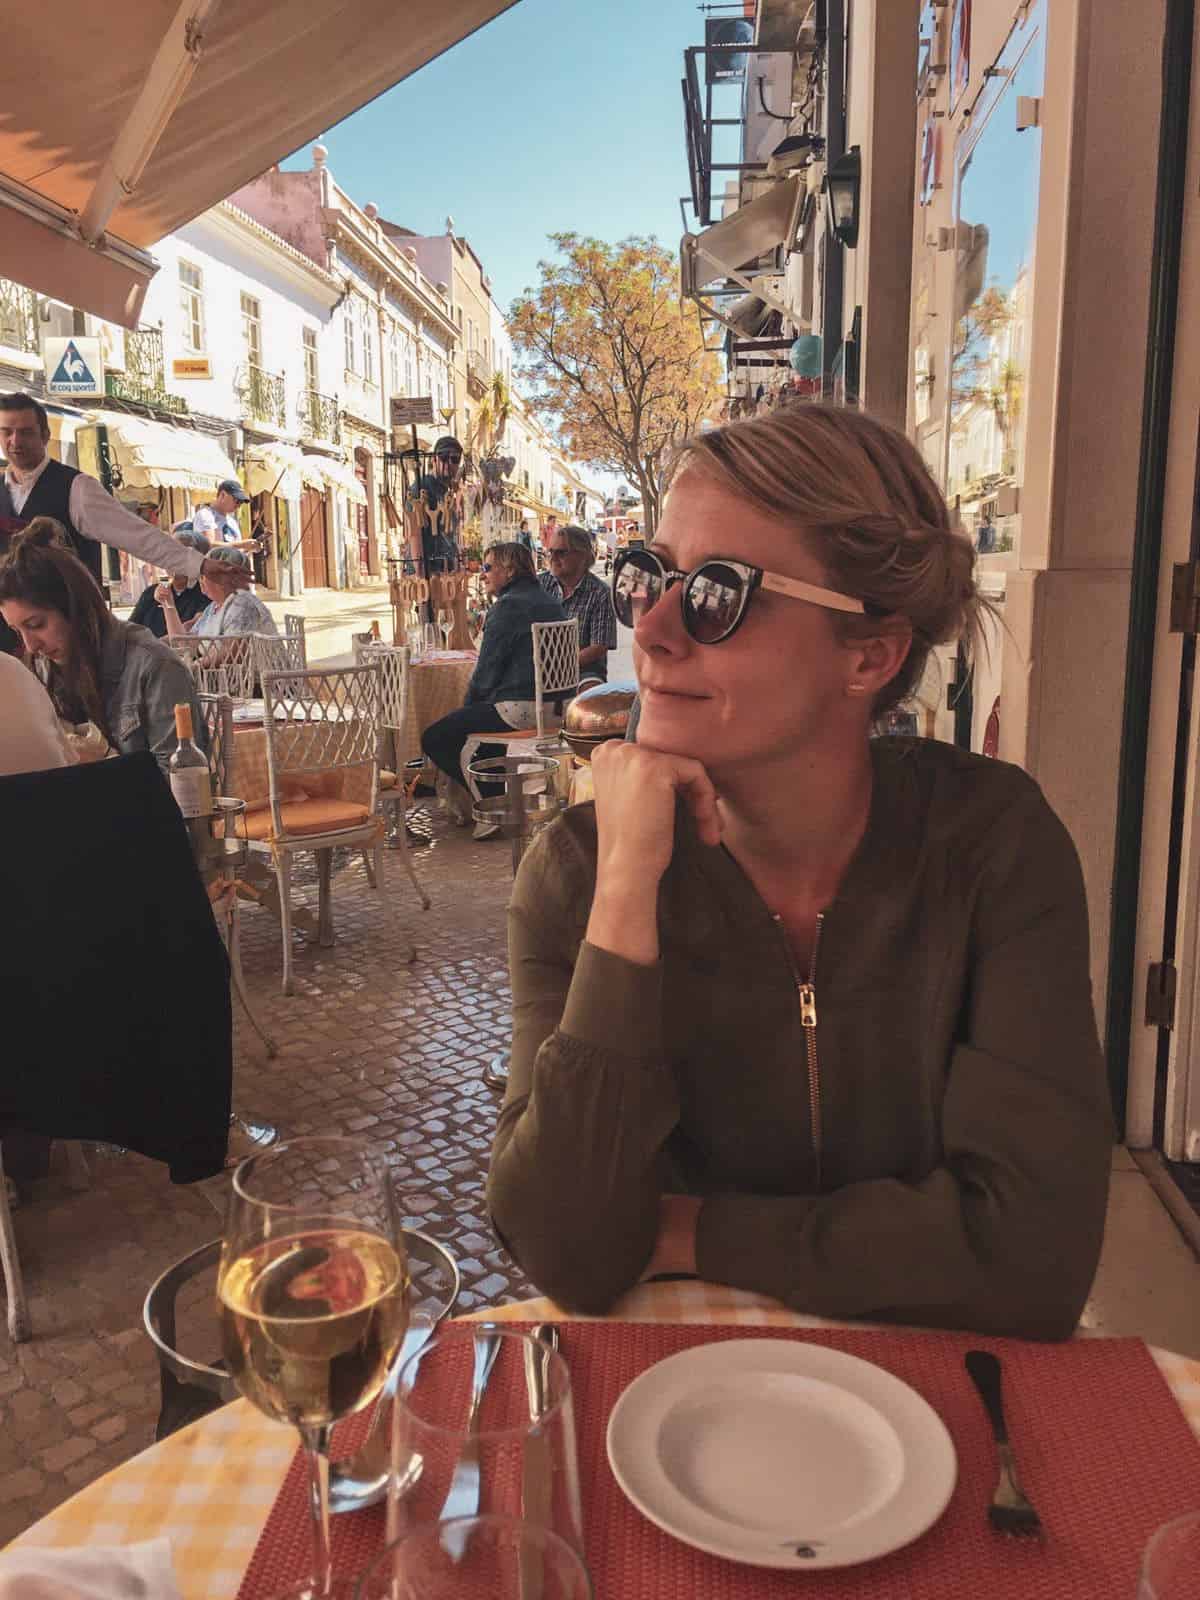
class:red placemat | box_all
[236,1323,1200,1598]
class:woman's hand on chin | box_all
[585,741,720,966]
[592,739,721,871]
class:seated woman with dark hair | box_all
[422,541,566,833]
[0,518,204,775]
[488,405,1112,1342]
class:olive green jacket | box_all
[488,738,1112,1340]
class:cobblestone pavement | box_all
[0,806,529,1544]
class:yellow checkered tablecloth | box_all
[10,1282,1200,1596]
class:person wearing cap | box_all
[409,437,464,573]
[157,546,278,640]
[129,529,213,640]
[192,479,258,549]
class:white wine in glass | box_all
[219,1138,408,1599]
[438,609,454,650]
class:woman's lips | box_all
[641,684,709,701]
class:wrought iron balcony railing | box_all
[0,280,39,356]
[237,364,287,428]
[297,387,340,443]
[105,326,188,414]
[465,347,491,394]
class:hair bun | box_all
[11,516,72,554]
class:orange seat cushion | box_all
[243,798,372,841]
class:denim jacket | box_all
[102,621,206,774]
[465,576,567,705]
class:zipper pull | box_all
[798,982,817,1027]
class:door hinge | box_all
[1170,561,1200,632]
[1146,960,1177,1028]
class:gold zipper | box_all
[773,911,824,1189]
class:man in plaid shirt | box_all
[539,523,618,683]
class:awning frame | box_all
[680,175,807,337]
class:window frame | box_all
[178,258,206,354]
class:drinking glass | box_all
[357,1516,592,1600]
[423,622,438,656]
[406,624,424,663]
[218,1138,409,1599]
[1139,1511,1200,1598]
[438,609,454,650]
[387,1327,583,1553]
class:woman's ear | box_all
[844,625,912,698]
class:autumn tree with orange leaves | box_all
[509,233,721,533]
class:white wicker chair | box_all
[461,619,580,808]
[253,634,308,700]
[352,641,430,911]
[167,634,258,700]
[245,665,417,994]
[196,690,236,797]
[195,692,276,1062]
[284,614,308,666]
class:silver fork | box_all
[964,1350,1044,1539]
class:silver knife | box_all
[440,1326,502,1558]
[520,1324,559,1600]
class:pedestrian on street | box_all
[489,403,1111,1340]
[539,523,618,685]
[191,479,259,551]
[0,391,249,657]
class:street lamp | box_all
[825,145,862,248]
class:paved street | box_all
[0,807,525,1543]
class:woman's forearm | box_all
[586,875,660,966]
[159,596,186,637]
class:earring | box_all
[847,682,868,696]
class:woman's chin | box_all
[634,702,713,760]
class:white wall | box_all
[143,215,339,437]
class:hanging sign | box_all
[391,396,434,426]
[44,336,104,397]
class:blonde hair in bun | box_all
[671,404,991,715]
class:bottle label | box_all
[171,768,213,819]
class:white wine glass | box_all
[218,1138,408,1599]
[437,608,454,650]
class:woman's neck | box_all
[714,742,874,909]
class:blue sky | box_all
[283,0,703,316]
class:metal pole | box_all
[821,0,845,395]
[1104,0,1195,1133]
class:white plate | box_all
[605,1339,956,1570]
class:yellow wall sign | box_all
[172,357,212,379]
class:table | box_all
[9,1281,1200,1598]
[396,651,476,766]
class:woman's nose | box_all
[633,579,688,656]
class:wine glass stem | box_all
[298,1423,334,1595]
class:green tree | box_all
[509,233,721,533]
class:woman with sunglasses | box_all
[421,541,566,834]
[488,404,1111,1340]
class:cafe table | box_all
[7,1281,1200,1598]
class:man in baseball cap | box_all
[192,478,257,549]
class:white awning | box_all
[0,0,518,329]
[680,176,805,334]
[99,412,235,492]
[245,442,325,501]
[305,454,367,504]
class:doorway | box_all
[300,485,330,589]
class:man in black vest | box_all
[0,391,250,655]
